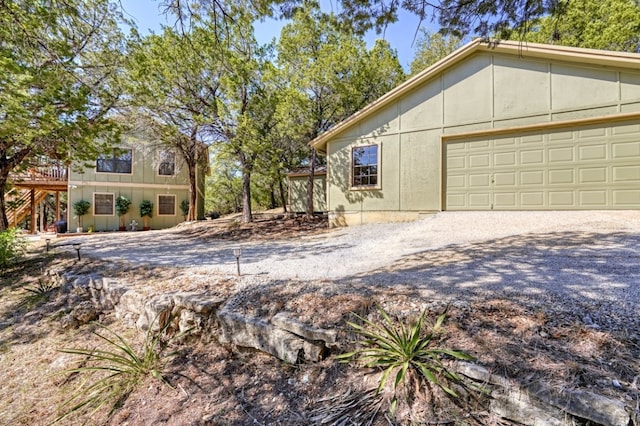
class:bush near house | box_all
[0,227,27,269]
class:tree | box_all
[159,0,569,39]
[0,0,127,230]
[409,30,462,76]
[125,26,222,221]
[521,0,640,52]
[126,8,272,223]
[276,9,405,216]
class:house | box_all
[287,166,327,213]
[67,133,206,232]
[309,39,640,227]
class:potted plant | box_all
[72,200,90,233]
[115,195,132,231]
[139,199,153,231]
[180,199,189,221]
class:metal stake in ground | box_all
[72,243,81,261]
[233,247,242,276]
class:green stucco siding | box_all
[288,174,327,213]
[324,49,640,224]
[67,135,199,231]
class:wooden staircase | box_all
[5,188,50,227]
[6,162,68,232]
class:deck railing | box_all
[10,163,68,183]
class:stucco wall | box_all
[325,50,640,225]
[288,174,327,213]
[67,135,195,231]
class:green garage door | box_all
[445,120,640,210]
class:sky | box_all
[118,0,438,70]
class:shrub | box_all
[179,199,189,219]
[115,196,131,217]
[337,305,473,411]
[139,200,153,218]
[72,200,90,229]
[56,318,180,423]
[0,227,27,269]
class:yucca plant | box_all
[21,277,58,308]
[337,305,473,410]
[55,318,179,423]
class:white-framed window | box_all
[351,144,380,188]
[93,192,115,216]
[96,148,133,174]
[158,150,176,176]
[157,194,176,216]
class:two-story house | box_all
[66,133,206,232]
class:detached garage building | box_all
[310,39,640,226]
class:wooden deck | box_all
[7,164,68,233]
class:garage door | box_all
[445,120,640,210]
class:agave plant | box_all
[55,318,180,423]
[338,305,473,407]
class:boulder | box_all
[217,309,326,363]
[271,312,337,346]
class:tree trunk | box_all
[305,147,316,219]
[0,175,9,231]
[269,185,277,210]
[278,173,287,213]
[188,161,197,221]
[241,168,252,223]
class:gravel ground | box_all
[63,210,640,309]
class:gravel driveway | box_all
[69,211,640,314]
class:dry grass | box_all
[1,219,639,425]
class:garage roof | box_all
[310,38,640,153]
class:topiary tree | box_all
[115,196,132,230]
[179,199,189,221]
[139,200,153,230]
[72,200,90,231]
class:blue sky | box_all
[119,0,437,70]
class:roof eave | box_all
[310,39,640,152]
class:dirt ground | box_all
[1,215,639,425]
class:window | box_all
[96,148,132,174]
[94,193,114,215]
[158,151,175,176]
[352,145,379,188]
[158,194,176,216]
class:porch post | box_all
[55,191,60,221]
[30,189,36,234]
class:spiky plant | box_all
[55,318,180,423]
[337,305,473,411]
[21,277,58,308]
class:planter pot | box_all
[143,227,151,231]
[76,227,83,233]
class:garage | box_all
[445,119,640,210]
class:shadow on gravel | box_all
[344,231,640,310]
[74,234,355,269]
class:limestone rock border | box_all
[52,271,635,426]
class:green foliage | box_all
[73,200,90,229]
[115,196,131,217]
[73,200,91,218]
[139,200,153,218]
[0,0,127,230]
[56,320,179,423]
[520,0,640,52]
[410,30,463,76]
[179,199,190,218]
[338,305,473,409]
[0,227,27,269]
